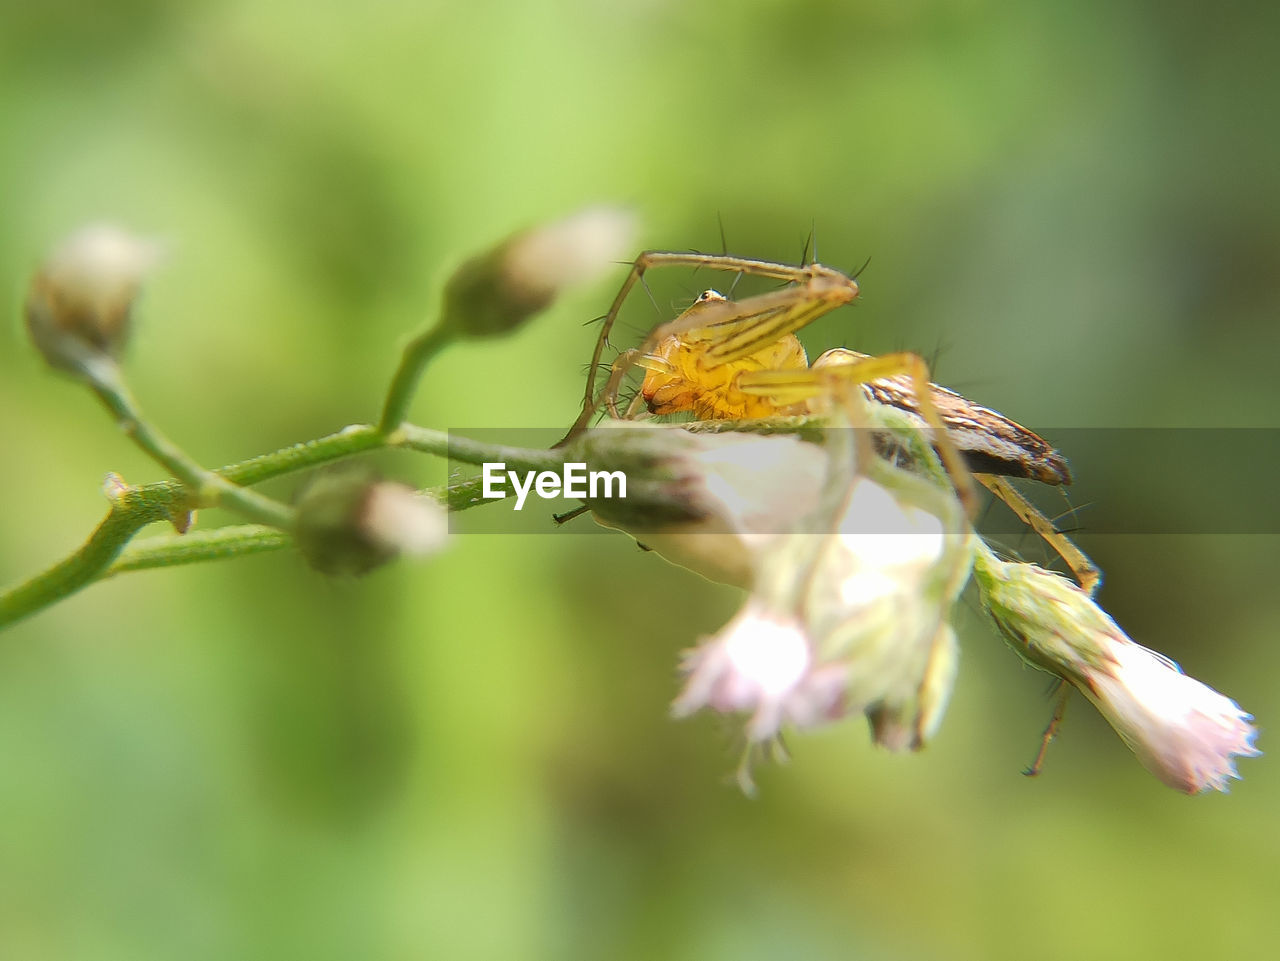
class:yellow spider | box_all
[562,251,1097,593]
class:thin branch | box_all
[86,363,295,529]
[101,477,517,578]
[106,525,292,576]
[0,425,554,630]
[378,323,454,434]
[0,488,178,628]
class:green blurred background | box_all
[2,1,1277,959]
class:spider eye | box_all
[697,289,725,303]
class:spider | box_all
[560,251,1098,594]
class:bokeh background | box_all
[2,1,1277,959]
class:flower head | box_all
[1083,638,1260,793]
[974,545,1260,793]
[672,604,848,742]
[797,476,970,751]
[25,224,161,377]
[665,426,975,758]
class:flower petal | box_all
[1083,641,1261,794]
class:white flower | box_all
[974,545,1260,793]
[672,467,973,752]
[578,409,975,769]
[793,476,970,751]
[672,604,848,743]
[1080,638,1260,793]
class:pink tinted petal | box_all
[1084,642,1261,794]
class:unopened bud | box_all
[295,472,447,576]
[25,224,161,376]
[440,206,635,337]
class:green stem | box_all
[4,273,561,629]
[0,424,554,630]
[106,525,292,576]
[0,486,181,628]
[103,477,517,578]
[436,475,506,512]
[378,323,454,434]
[218,425,386,485]
[396,423,563,473]
[88,364,295,530]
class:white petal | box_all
[1083,641,1261,793]
[673,606,850,742]
[835,478,945,570]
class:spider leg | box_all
[737,351,980,517]
[1023,683,1071,777]
[976,474,1101,595]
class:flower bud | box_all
[24,224,161,376]
[295,472,447,576]
[975,548,1260,793]
[440,206,635,338]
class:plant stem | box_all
[0,488,179,628]
[218,425,386,486]
[88,363,295,529]
[0,424,555,630]
[106,525,292,576]
[378,323,454,434]
[99,476,521,578]
[396,423,563,473]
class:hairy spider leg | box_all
[976,475,1100,595]
[735,350,980,517]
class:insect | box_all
[560,250,1098,594]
